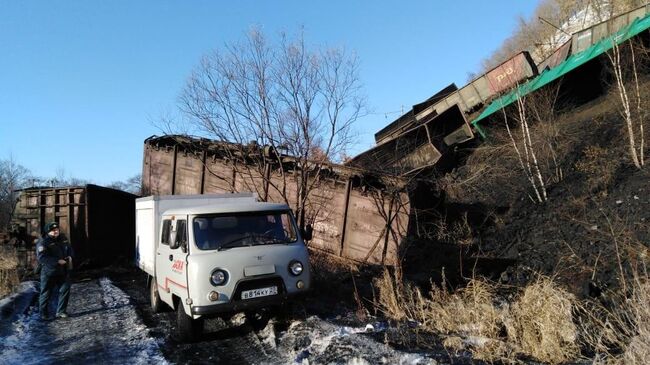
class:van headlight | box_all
[210,269,228,286]
[288,260,303,276]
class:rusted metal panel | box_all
[458,82,483,111]
[485,52,537,95]
[375,83,457,145]
[10,185,135,266]
[471,76,492,101]
[350,104,472,175]
[442,92,466,113]
[537,40,572,72]
[426,104,474,150]
[348,122,442,175]
[415,52,536,123]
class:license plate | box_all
[241,286,278,300]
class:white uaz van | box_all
[136,193,311,341]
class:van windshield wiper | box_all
[218,235,255,251]
[218,234,285,251]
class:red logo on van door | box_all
[171,260,184,273]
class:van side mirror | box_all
[301,224,313,241]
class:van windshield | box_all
[192,211,298,251]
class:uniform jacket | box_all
[36,235,74,276]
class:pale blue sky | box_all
[0,1,539,185]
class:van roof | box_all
[161,201,290,216]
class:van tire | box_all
[245,309,271,331]
[176,303,203,342]
[149,277,164,313]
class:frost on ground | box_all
[0,277,166,365]
[265,316,438,365]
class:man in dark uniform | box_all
[36,222,74,320]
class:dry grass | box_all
[375,270,580,363]
[504,277,580,363]
[579,273,650,365]
[575,145,621,193]
[0,246,20,297]
[622,279,650,365]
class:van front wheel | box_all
[176,303,203,342]
[245,309,271,331]
[149,278,163,313]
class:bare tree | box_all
[178,29,366,229]
[606,39,647,169]
[502,90,548,203]
[0,157,31,230]
[108,174,143,195]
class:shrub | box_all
[0,246,20,297]
[505,277,579,364]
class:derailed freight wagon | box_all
[373,51,538,146]
[348,104,473,176]
[142,135,411,265]
[355,52,538,176]
[10,185,137,266]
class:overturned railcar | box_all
[142,135,411,265]
[348,104,473,176]
[10,185,137,266]
[360,52,536,176]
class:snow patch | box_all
[99,277,132,309]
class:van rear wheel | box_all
[149,278,163,313]
[176,303,203,342]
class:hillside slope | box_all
[441,77,650,296]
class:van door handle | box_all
[169,255,173,261]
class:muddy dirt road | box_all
[0,270,453,364]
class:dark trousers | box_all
[39,271,71,316]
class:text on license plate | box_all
[241,286,278,300]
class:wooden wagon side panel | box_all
[204,158,236,194]
[174,152,203,195]
[306,179,347,255]
[144,145,175,196]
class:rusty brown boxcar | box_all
[10,185,136,266]
[142,135,410,265]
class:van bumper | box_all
[191,291,309,316]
